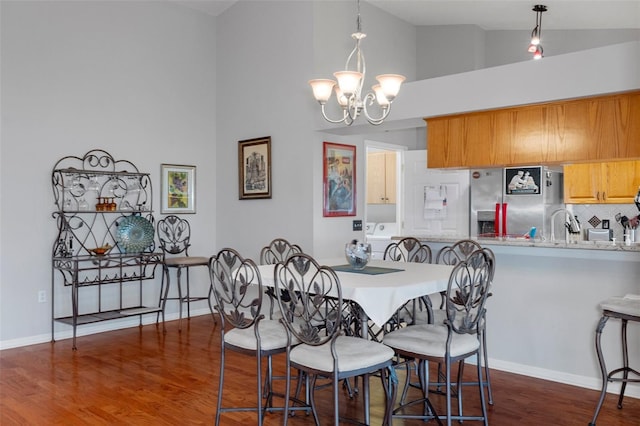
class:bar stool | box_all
[589,294,640,426]
[156,215,213,331]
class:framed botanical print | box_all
[161,164,196,214]
[323,141,356,217]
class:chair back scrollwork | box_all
[383,237,432,264]
[209,248,263,330]
[274,254,343,347]
[157,215,193,256]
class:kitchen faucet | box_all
[551,209,581,243]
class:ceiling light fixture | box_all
[527,5,547,60]
[308,0,405,126]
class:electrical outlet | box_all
[38,290,46,303]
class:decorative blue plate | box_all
[116,216,154,253]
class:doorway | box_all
[364,141,405,241]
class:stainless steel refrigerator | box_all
[470,166,565,240]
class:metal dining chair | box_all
[156,215,213,330]
[381,237,434,332]
[259,238,303,318]
[209,248,300,426]
[430,240,495,404]
[273,254,398,426]
[383,249,492,426]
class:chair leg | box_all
[482,328,494,405]
[617,319,629,409]
[589,315,610,426]
[457,360,465,417]
[207,285,216,327]
[157,265,170,332]
[185,267,191,319]
[476,353,489,426]
[215,344,225,426]
[176,267,184,331]
[363,373,371,425]
[309,375,321,426]
[256,352,263,426]
[445,358,453,426]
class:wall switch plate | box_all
[352,220,363,231]
[38,290,46,303]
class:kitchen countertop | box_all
[395,235,640,252]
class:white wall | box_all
[417,25,486,79]
[214,1,316,260]
[0,1,217,347]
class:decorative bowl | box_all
[116,216,154,253]
[89,244,112,256]
[345,240,371,270]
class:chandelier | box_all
[527,5,547,60]
[308,0,405,126]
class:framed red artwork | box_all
[323,141,356,217]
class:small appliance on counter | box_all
[470,166,565,240]
[587,228,613,241]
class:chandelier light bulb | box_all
[309,79,336,104]
[533,45,544,60]
[335,86,349,107]
[527,43,537,53]
[376,74,406,102]
[372,84,389,107]
[334,71,363,97]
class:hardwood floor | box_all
[1,315,638,425]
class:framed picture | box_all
[323,141,356,217]
[239,136,272,200]
[161,164,196,214]
[504,166,541,195]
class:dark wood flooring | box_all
[1,315,638,425]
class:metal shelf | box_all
[51,149,162,349]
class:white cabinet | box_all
[367,152,397,204]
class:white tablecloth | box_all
[257,258,454,328]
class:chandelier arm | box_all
[319,104,350,124]
[361,92,391,125]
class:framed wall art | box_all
[161,164,196,214]
[323,141,356,217]
[239,136,272,200]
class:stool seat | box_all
[589,294,640,426]
[600,294,640,317]
[164,256,209,268]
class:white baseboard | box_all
[0,307,212,350]
[487,358,640,399]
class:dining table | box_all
[257,258,454,339]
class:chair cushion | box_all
[289,336,394,373]
[164,256,209,267]
[600,294,640,317]
[224,319,295,351]
[383,324,479,358]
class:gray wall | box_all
[417,26,640,79]
[1,0,217,344]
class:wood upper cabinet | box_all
[366,152,396,204]
[426,90,640,168]
[564,160,640,204]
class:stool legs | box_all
[589,312,640,426]
[589,314,609,426]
